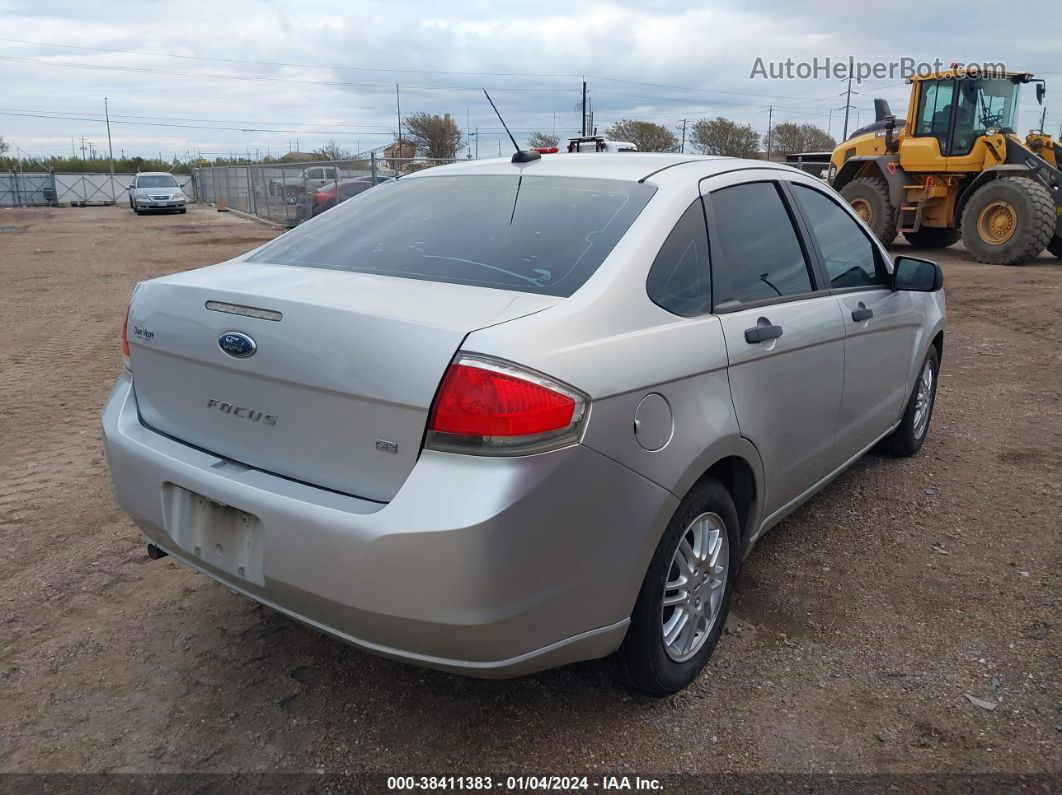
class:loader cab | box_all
[904,73,1027,168]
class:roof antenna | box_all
[483,88,541,164]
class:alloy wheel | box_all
[913,359,935,440]
[661,512,729,662]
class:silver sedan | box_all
[128,172,187,214]
[103,153,945,694]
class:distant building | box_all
[279,151,320,163]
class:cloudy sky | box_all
[1,0,1059,162]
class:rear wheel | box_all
[960,177,1055,265]
[840,177,898,247]
[608,478,739,695]
[1048,235,1062,259]
[904,226,961,249]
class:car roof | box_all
[136,172,176,177]
[404,153,775,184]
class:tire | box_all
[880,345,940,457]
[134,207,143,216]
[179,208,187,214]
[904,226,961,249]
[1048,235,1062,259]
[840,177,898,247]
[960,176,1055,265]
[608,478,740,695]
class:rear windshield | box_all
[246,174,656,296]
[137,175,178,188]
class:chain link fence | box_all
[0,172,195,207]
[193,153,456,227]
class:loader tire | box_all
[1047,235,1062,259]
[840,177,898,247]
[960,177,1055,265]
[904,226,961,249]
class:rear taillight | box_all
[121,307,131,370]
[426,354,588,455]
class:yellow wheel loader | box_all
[830,69,1062,265]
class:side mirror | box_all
[893,256,943,292]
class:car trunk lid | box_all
[128,262,556,502]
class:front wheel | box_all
[608,478,740,695]
[960,177,1055,265]
[880,345,940,456]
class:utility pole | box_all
[766,105,774,160]
[827,108,833,138]
[679,118,687,154]
[842,72,854,140]
[396,83,403,146]
[581,80,587,136]
[475,127,479,159]
[104,97,116,200]
[79,137,87,161]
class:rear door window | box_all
[646,199,712,316]
[707,181,816,307]
[248,175,657,297]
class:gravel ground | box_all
[0,204,1059,780]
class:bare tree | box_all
[763,122,836,156]
[315,139,351,161]
[527,131,560,149]
[402,113,462,160]
[689,117,761,157]
[0,135,8,156]
[604,120,678,152]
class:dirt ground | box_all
[0,204,1059,780]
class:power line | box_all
[0,36,893,101]
[0,54,567,92]
[0,37,585,79]
[0,108,571,137]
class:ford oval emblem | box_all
[218,331,257,358]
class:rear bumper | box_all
[101,372,677,677]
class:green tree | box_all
[763,122,836,156]
[402,113,462,160]
[689,117,761,157]
[315,139,351,161]
[527,131,560,149]
[604,120,678,152]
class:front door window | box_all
[916,80,955,154]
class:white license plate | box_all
[163,486,264,585]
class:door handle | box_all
[744,324,783,344]
[851,307,874,322]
